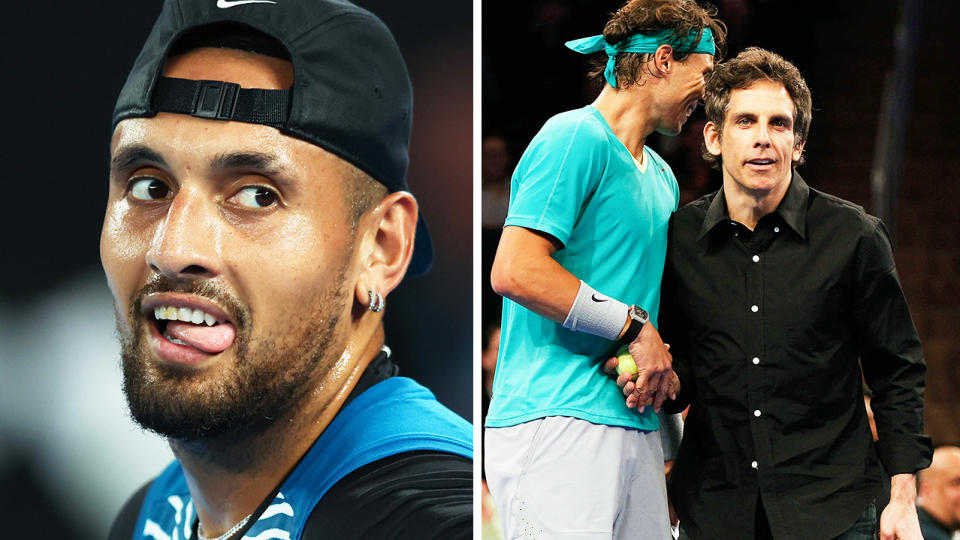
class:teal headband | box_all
[565,28,715,88]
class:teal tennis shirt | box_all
[486,106,678,431]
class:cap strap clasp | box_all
[151,77,291,128]
[195,80,240,120]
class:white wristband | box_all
[562,281,629,341]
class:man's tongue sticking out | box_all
[167,321,236,354]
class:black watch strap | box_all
[618,306,649,344]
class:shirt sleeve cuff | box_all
[875,434,933,474]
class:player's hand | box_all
[628,368,680,412]
[603,342,676,413]
[653,370,681,412]
[601,356,637,388]
[628,322,673,413]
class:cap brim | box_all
[407,214,433,277]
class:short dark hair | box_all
[166,23,386,225]
[702,47,812,168]
[343,165,389,227]
[588,0,727,88]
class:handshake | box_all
[602,324,680,414]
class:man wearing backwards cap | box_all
[485,0,724,536]
[102,1,471,539]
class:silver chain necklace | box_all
[196,512,253,540]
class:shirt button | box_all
[751,305,759,312]
[752,255,760,263]
[752,357,760,365]
[751,461,758,469]
[774,226,780,233]
[754,409,762,417]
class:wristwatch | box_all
[618,305,649,344]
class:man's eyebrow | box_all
[111,145,168,173]
[771,113,793,125]
[211,151,285,175]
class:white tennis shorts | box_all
[485,416,671,539]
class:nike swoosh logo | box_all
[217,0,277,8]
[591,294,608,303]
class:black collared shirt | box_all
[661,172,932,540]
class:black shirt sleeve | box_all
[301,450,473,540]
[107,480,153,540]
[854,218,932,474]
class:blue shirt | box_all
[132,377,472,539]
[486,105,678,431]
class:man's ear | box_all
[353,191,418,308]
[652,44,675,75]
[791,139,806,163]
[704,121,722,157]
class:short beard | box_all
[117,267,348,448]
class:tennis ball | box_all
[615,345,638,377]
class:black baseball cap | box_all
[113,0,432,276]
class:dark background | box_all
[0,1,471,538]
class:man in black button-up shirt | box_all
[625,48,934,539]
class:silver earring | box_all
[367,290,384,312]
